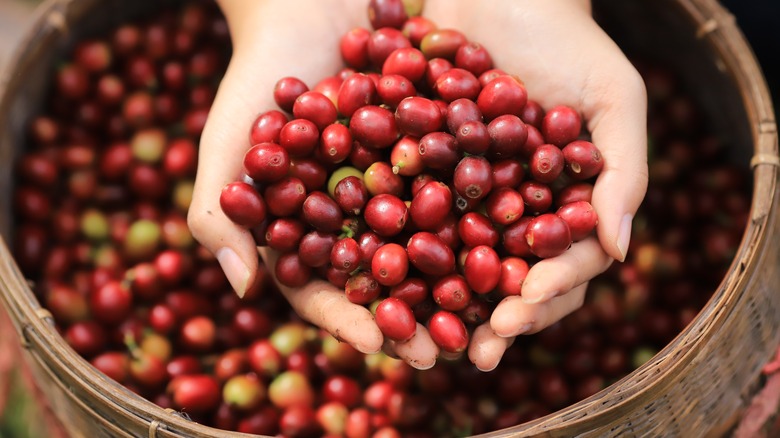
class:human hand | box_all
[423,0,648,371]
[189,0,443,367]
[188,0,648,372]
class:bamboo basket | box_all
[0,0,777,437]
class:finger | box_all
[188,5,361,297]
[439,350,464,362]
[259,247,384,355]
[187,51,282,298]
[187,56,264,297]
[521,237,612,304]
[584,64,649,262]
[468,323,514,372]
[491,283,588,337]
[390,323,439,370]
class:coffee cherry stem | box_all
[340,224,356,239]
[124,332,142,360]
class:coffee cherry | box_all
[519,180,554,215]
[463,246,501,294]
[502,216,535,258]
[293,91,338,131]
[274,77,309,112]
[456,120,491,155]
[432,274,472,311]
[169,374,221,414]
[556,201,599,241]
[390,135,424,176]
[406,232,455,276]
[264,177,307,217]
[395,96,443,137]
[409,181,452,230]
[453,156,493,200]
[220,182,267,228]
[495,256,530,297]
[382,47,427,82]
[455,42,494,77]
[367,27,412,67]
[420,29,467,60]
[376,74,417,108]
[389,278,429,307]
[338,73,377,117]
[542,105,582,147]
[562,140,604,180]
[280,119,320,157]
[371,243,409,286]
[477,75,527,121]
[350,105,399,149]
[525,213,572,258]
[375,297,416,341]
[530,144,565,183]
[435,68,481,102]
[364,161,404,197]
[299,231,339,268]
[345,271,382,305]
[223,374,266,411]
[458,212,499,248]
[334,176,370,215]
[487,114,528,159]
[486,187,524,225]
[319,123,354,164]
[243,142,290,183]
[368,0,408,30]
[331,237,361,272]
[302,192,344,232]
[364,194,409,237]
[275,252,312,288]
[428,310,468,353]
[340,27,372,69]
[418,131,459,170]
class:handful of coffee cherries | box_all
[220,0,603,354]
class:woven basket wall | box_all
[0,0,777,437]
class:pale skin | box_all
[188,0,648,371]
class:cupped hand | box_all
[188,0,648,372]
[188,0,440,367]
[424,0,648,371]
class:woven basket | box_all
[0,0,777,437]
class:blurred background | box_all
[0,0,777,437]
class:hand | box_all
[188,0,648,371]
[424,0,648,371]
[189,0,440,366]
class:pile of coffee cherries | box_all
[220,0,603,353]
[11,0,752,436]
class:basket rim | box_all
[492,0,779,435]
[0,0,260,436]
[0,0,777,437]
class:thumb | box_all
[586,68,649,262]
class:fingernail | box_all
[617,214,634,262]
[512,323,533,336]
[496,322,533,338]
[410,360,435,371]
[476,361,498,372]
[216,248,250,298]
[522,290,557,305]
[356,343,382,355]
[440,350,463,361]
